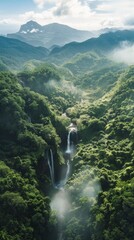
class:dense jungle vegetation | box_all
[0,52,134,240]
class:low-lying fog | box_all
[108,41,134,65]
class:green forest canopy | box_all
[0,60,133,240]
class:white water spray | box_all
[66,131,71,154]
[66,123,77,155]
[51,187,71,240]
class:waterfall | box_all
[64,160,70,183]
[58,160,70,188]
[66,124,77,155]
[47,149,70,189]
[47,149,55,186]
[49,124,77,240]
[66,131,71,154]
[47,125,77,188]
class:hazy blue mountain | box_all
[7,20,94,48]
[49,29,134,64]
[0,36,49,70]
[19,20,43,33]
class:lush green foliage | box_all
[0,36,49,71]
[0,71,64,239]
[18,64,81,114]
[62,65,134,240]
[0,55,133,240]
[63,52,119,76]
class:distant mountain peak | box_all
[7,20,94,48]
[19,20,44,34]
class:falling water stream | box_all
[47,149,55,187]
[47,124,77,188]
[47,123,77,240]
[66,130,71,154]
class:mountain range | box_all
[1,28,134,71]
[50,29,134,64]
[7,20,94,48]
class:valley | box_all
[0,26,134,240]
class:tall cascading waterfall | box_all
[59,160,71,188]
[66,124,77,157]
[64,160,70,184]
[47,149,71,189]
[47,124,77,188]
[48,123,77,240]
[47,149,55,187]
[66,131,71,154]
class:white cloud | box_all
[50,0,94,29]
[109,42,134,65]
[0,18,18,25]
[92,0,134,29]
[53,0,91,16]
[33,0,56,9]
[0,0,134,34]
[31,0,134,30]
[125,17,134,26]
[96,0,134,19]
[0,19,19,34]
[19,0,93,31]
[33,0,46,9]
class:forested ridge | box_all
[0,55,134,240]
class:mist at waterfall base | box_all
[68,168,101,204]
[61,168,102,239]
[47,126,101,239]
[46,127,76,240]
[51,189,71,219]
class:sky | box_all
[0,0,134,34]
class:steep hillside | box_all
[18,63,81,114]
[62,51,123,76]
[0,71,68,240]
[62,65,134,240]
[0,36,49,70]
